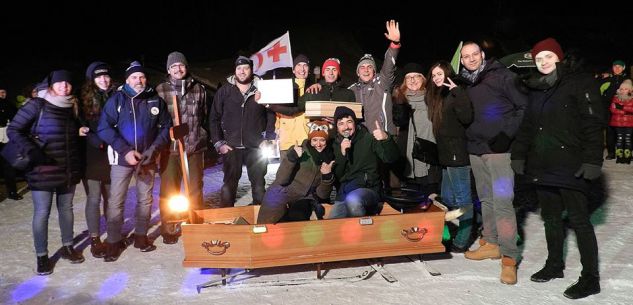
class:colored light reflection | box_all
[11,276,47,303]
[96,272,128,301]
[301,223,324,247]
[493,175,514,199]
[261,224,285,248]
[340,219,362,243]
[379,220,399,243]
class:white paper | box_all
[256,79,294,104]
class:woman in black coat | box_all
[7,70,85,275]
[511,38,604,299]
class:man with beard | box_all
[209,56,276,207]
[156,52,209,244]
[97,61,172,261]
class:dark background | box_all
[2,1,631,96]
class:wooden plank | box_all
[305,101,363,118]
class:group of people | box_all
[2,19,608,299]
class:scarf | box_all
[44,92,75,108]
[460,60,487,83]
[307,143,334,166]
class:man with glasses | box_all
[459,41,528,285]
[155,51,209,244]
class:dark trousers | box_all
[606,125,616,156]
[257,185,317,224]
[0,143,18,194]
[537,186,599,277]
[218,148,267,207]
[159,151,204,232]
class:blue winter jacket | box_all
[97,85,172,166]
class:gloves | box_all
[488,132,512,153]
[511,159,526,175]
[574,163,602,180]
[140,146,157,166]
[614,103,624,110]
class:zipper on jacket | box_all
[131,96,138,151]
[584,93,594,115]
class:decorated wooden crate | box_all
[304,101,363,118]
[181,204,445,269]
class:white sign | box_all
[256,79,293,104]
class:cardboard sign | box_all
[256,79,294,104]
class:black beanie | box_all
[403,63,424,75]
[235,56,253,68]
[293,54,310,67]
[125,61,145,79]
[85,61,111,80]
[334,106,357,123]
[48,70,72,86]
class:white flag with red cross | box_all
[250,31,293,76]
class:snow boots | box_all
[530,264,564,282]
[500,256,517,285]
[90,236,107,258]
[464,239,501,260]
[36,255,53,275]
[60,245,85,264]
[563,275,600,299]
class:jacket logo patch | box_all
[151,107,160,115]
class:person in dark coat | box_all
[511,38,604,299]
[425,61,474,253]
[257,120,334,224]
[7,70,85,275]
[0,85,22,200]
[79,61,115,258]
[97,61,172,262]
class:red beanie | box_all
[322,58,341,73]
[307,120,331,140]
[531,38,564,61]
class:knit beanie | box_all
[166,51,188,71]
[235,56,253,68]
[307,120,331,140]
[293,54,310,67]
[613,60,626,68]
[356,54,376,73]
[322,58,341,73]
[402,62,425,76]
[125,61,145,79]
[85,61,111,80]
[333,106,357,123]
[531,38,564,60]
[48,70,72,86]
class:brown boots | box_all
[501,256,517,285]
[465,239,517,285]
[464,239,501,260]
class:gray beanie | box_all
[356,54,376,73]
[166,51,188,71]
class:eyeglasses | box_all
[170,63,186,70]
[405,74,423,81]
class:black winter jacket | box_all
[7,98,82,190]
[436,86,473,167]
[512,64,605,192]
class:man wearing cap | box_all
[512,37,603,299]
[459,41,527,285]
[79,61,115,258]
[330,106,400,218]
[601,59,628,160]
[267,54,314,162]
[209,55,276,207]
[301,57,356,104]
[257,120,335,224]
[97,61,172,261]
[155,51,208,244]
[350,19,400,134]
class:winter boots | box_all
[133,234,157,252]
[104,241,125,262]
[615,148,632,164]
[500,256,517,285]
[36,255,53,275]
[60,245,85,264]
[530,265,564,282]
[90,237,107,258]
[464,239,501,260]
[563,275,600,299]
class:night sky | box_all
[2,1,631,95]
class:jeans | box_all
[329,188,383,219]
[537,186,599,277]
[217,148,267,207]
[32,185,76,256]
[159,152,204,233]
[84,179,110,236]
[470,153,519,260]
[106,164,156,243]
[441,166,474,248]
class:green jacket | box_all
[332,125,400,200]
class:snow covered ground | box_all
[1,160,632,305]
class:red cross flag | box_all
[250,31,293,76]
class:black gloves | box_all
[511,159,526,175]
[614,103,624,110]
[574,163,602,180]
[140,146,157,166]
[488,132,512,153]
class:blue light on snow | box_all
[96,272,128,301]
[11,276,47,303]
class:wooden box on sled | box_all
[181,204,445,269]
[304,101,363,118]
